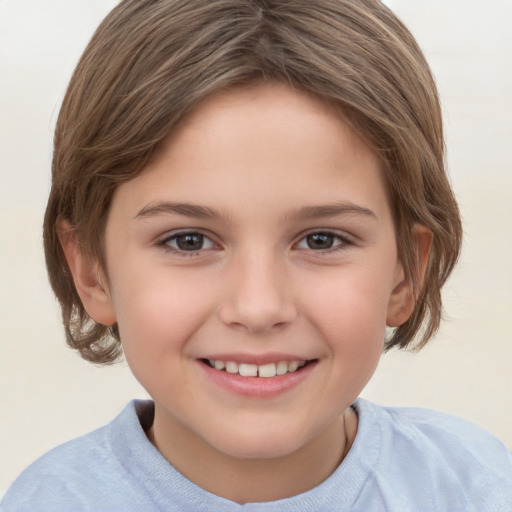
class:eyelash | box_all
[295,230,354,253]
[157,231,217,257]
[156,229,354,257]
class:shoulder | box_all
[1,424,112,511]
[0,400,156,512]
[353,399,512,511]
[372,400,512,468]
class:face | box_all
[96,84,410,461]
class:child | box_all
[2,0,511,510]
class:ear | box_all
[58,222,117,326]
[386,225,432,327]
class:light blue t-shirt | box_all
[2,399,511,511]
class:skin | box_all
[62,83,429,503]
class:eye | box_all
[161,231,215,252]
[295,231,350,251]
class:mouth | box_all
[200,359,314,378]
[198,357,318,398]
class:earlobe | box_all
[386,225,432,327]
[58,222,117,326]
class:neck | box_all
[148,407,357,504]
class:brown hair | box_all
[44,0,462,364]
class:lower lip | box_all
[198,360,317,398]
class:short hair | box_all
[43,0,462,364]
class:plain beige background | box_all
[1,0,511,493]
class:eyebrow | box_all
[289,203,377,221]
[135,201,377,221]
[135,201,227,220]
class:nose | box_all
[217,251,298,335]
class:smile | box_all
[199,357,318,398]
[205,359,307,378]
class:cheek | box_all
[301,265,391,355]
[308,280,387,401]
[110,266,215,361]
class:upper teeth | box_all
[208,360,306,377]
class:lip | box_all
[197,357,318,398]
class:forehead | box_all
[109,83,391,224]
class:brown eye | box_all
[296,231,351,252]
[306,233,335,250]
[175,233,205,251]
[164,232,215,252]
